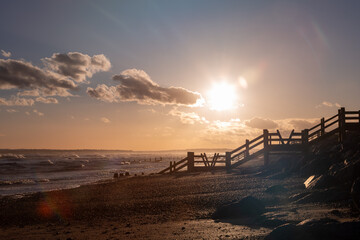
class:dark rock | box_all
[334,160,360,184]
[265,185,287,194]
[125,172,130,176]
[304,174,340,189]
[113,173,119,178]
[265,219,360,240]
[212,196,265,219]
[264,223,305,240]
[289,192,309,202]
[328,163,345,176]
[294,188,350,204]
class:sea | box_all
[0,149,227,197]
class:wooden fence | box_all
[158,107,360,174]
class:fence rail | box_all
[158,107,360,174]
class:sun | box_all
[207,82,237,111]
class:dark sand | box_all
[1,164,357,240]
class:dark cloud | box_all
[87,69,204,106]
[245,117,278,130]
[43,52,111,82]
[0,52,111,106]
[0,59,77,94]
[86,84,118,102]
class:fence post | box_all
[302,129,309,161]
[173,161,176,172]
[301,129,309,145]
[320,117,325,136]
[245,139,250,157]
[338,107,346,143]
[225,152,231,170]
[358,110,360,129]
[170,161,173,173]
[187,152,194,172]
[263,129,269,166]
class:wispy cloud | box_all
[100,117,110,123]
[168,108,209,124]
[33,109,44,116]
[245,117,278,130]
[6,109,18,113]
[316,101,341,108]
[1,50,11,58]
[35,97,58,104]
[87,69,204,107]
[0,96,35,106]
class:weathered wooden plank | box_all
[287,130,295,145]
[248,134,264,145]
[324,113,339,124]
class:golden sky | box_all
[1,1,360,150]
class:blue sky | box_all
[1,0,360,150]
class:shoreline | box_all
[1,168,357,239]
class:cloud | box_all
[17,89,40,97]
[316,101,341,108]
[168,108,209,124]
[43,52,111,82]
[6,109,18,113]
[100,117,110,123]
[202,118,260,145]
[245,117,278,129]
[33,109,44,116]
[288,119,317,130]
[87,69,204,107]
[0,52,111,104]
[35,97,58,104]
[87,84,118,102]
[0,59,77,95]
[1,50,11,58]
[0,96,35,106]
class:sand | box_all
[0,169,357,240]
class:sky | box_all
[1,0,360,150]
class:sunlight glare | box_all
[239,76,248,89]
[207,82,237,111]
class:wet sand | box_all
[0,168,356,240]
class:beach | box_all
[1,165,357,240]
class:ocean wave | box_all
[0,178,50,186]
[0,153,26,159]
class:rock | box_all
[113,173,119,178]
[351,177,360,211]
[294,188,350,204]
[334,160,360,184]
[125,172,130,176]
[265,185,287,194]
[212,196,265,219]
[289,192,309,202]
[264,223,305,240]
[304,174,340,189]
[304,175,316,188]
[265,219,360,240]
